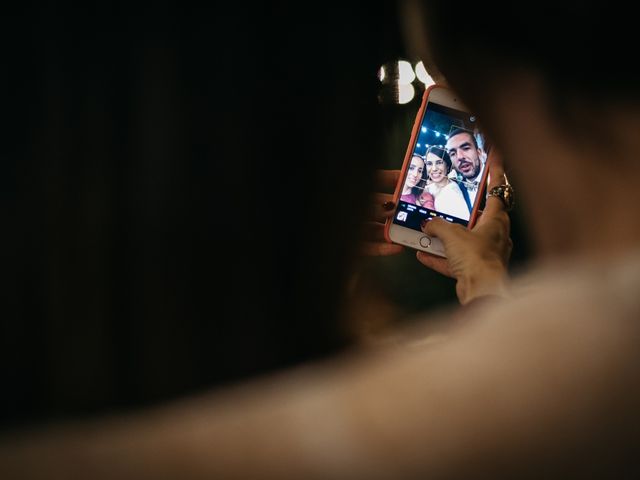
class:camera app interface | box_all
[393,103,487,231]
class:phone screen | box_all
[392,102,488,232]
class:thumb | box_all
[423,217,465,243]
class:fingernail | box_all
[382,201,395,211]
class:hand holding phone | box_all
[415,152,512,304]
[362,169,405,257]
[384,85,491,257]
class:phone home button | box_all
[419,235,431,248]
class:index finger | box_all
[423,217,466,244]
[483,149,509,217]
[487,149,505,190]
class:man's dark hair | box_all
[447,128,477,149]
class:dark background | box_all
[0,3,531,430]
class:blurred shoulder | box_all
[462,250,640,371]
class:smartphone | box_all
[385,85,490,257]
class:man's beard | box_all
[458,162,479,180]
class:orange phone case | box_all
[384,84,491,244]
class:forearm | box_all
[0,342,522,479]
[2,303,628,479]
[455,259,510,305]
[0,348,471,479]
[0,357,389,479]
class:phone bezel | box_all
[385,85,486,258]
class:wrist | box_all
[456,262,509,305]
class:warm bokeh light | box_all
[377,60,432,105]
[397,60,416,85]
[415,61,435,87]
[397,84,415,104]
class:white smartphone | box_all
[385,85,490,257]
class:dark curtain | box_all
[0,3,395,428]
